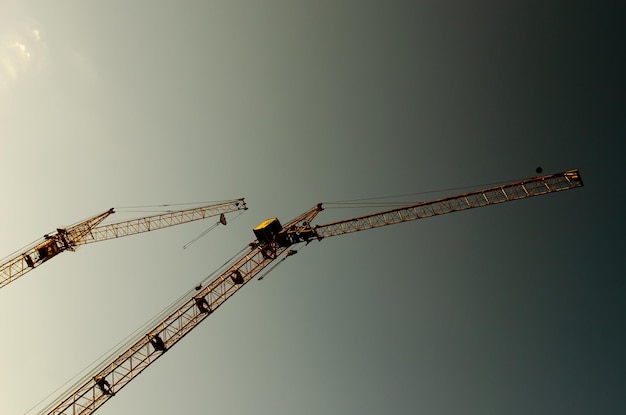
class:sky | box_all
[0,1,624,414]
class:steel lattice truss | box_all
[44,206,323,415]
[315,170,583,238]
[0,210,113,289]
[40,170,583,415]
[0,200,246,290]
[78,200,246,245]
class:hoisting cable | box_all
[322,176,531,210]
[183,211,245,250]
[1,207,116,264]
[114,199,238,210]
[194,245,250,288]
[29,244,252,415]
[113,199,243,215]
[183,222,220,249]
[8,199,244,266]
[1,210,114,266]
[257,257,287,281]
[0,237,42,264]
[28,281,198,415]
[258,243,305,281]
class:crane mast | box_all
[41,170,583,415]
[0,199,246,290]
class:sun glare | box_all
[13,41,30,59]
[0,25,43,90]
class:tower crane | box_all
[0,199,247,290]
[39,170,583,415]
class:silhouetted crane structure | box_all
[0,199,247,290]
[34,170,582,415]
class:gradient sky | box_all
[1,1,623,414]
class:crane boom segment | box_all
[40,170,583,415]
[43,206,322,415]
[0,200,246,291]
[76,200,246,245]
[0,209,114,289]
[314,170,583,238]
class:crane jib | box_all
[313,170,583,239]
[0,200,246,291]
